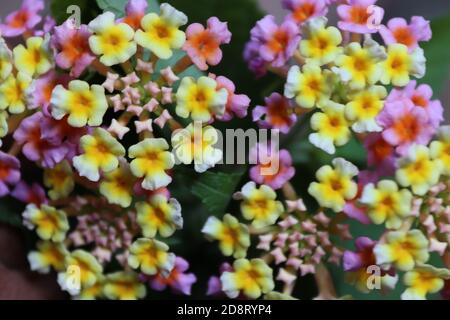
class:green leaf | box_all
[50,0,99,25]
[96,0,159,17]
[0,200,22,227]
[192,167,246,215]
[421,14,450,95]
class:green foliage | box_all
[50,0,100,25]
[0,200,22,227]
[97,0,159,17]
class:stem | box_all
[91,59,112,77]
[314,263,337,300]
[7,141,21,157]
[121,60,133,74]
[173,55,193,74]
[282,182,298,201]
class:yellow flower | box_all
[28,241,69,273]
[380,44,425,87]
[309,101,351,154]
[73,128,125,182]
[334,39,386,90]
[220,258,274,299]
[22,204,69,242]
[430,125,450,176]
[134,3,187,59]
[0,72,32,114]
[396,145,443,196]
[99,161,135,208]
[13,35,53,77]
[50,80,108,128]
[374,230,429,271]
[172,123,222,173]
[77,279,105,300]
[136,195,183,238]
[127,238,176,277]
[58,250,103,295]
[344,85,386,133]
[236,181,284,228]
[401,264,450,300]
[299,17,342,66]
[129,138,175,190]
[0,111,8,140]
[103,271,147,300]
[202,214,250,259]
[284,63,334,109]
[308,158,358,212]
[360,180,413,229]
[0,39,13,80]
[43,160,74,200]
[345,269,398,294]
[88,12,137,66]
[176,76,228,122]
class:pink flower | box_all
[253,92,297,134]
[376,100,435,156]
[363,133,396,172]
[11,181,47,205]
[249,144,296,190]
[119,0,148,30]
[149,257,197,295]
[34,16,56,37]
[343,184,371,224]
[0,152,20,197]
[337,0,384,34]
[206,262,232,296]
[0,0,44,37]
[183,17,232,71]
[282,0,328,25]
[243,41,268,77]
[30,71,71,112]
[52,20,95,77]
[212,75,250,121]
[379,16,431,51]
[386,81,443,128]
[343,237,376,271]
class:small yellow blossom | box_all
[221,258,274,299]
[103,272,147,300]
[88,12,137,66]
[28,241,69,273]
[299,17,343,66]
[430,125,450,176]
[0,39,13,80]
[127,238,176,277]
[100,162,135,208]
[134,3,187,59]
[0,72,32,114]
[172,123,222,173]
[0,111,8,142]
[308,158,358,212]
[396,144,443,196]
[309,101,351,154]
[77,278,105,300]
[284,63,334,109]
[360,180,413,229]
[43,160,74,200]
[22,204,69,242]
[73,128,126,182]
[236,181,284,229]
[129,138,175,191]
[176,76,228,122]
[50,80,108,127]
[13,35,53,77]
[136,195,183,238]
[401,264,450,300]
[380,44,425,87]
[374,230,429,271]
[202,214,250,259]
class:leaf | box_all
[50,0,99,25]
[96,0,159,17]
[192,167,246,215]
[421,14,450,95]
[0,200,22,227]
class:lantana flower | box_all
[28,71,70,111]
[127,238,176,277]
[282,0,327,25]
[176,76,228,122]
[299,17,342,66]
[73,128,126,182]
[0,40,13,80]
[43,160,74,200]
[308,158,359,212]
[360,180,413,229]
[401,264,450,300]
[0,72,32,114]
[234,181,284,228]
[120,0,148,30]
[50,80,108,127]
[220,258,274,299]
[88,12,137,66]
[284,62,334,109]
[430,126,450,176]
[395,144,443,196]
[22,204,69,242]
[103,272,147,300]
[202,214,250,259]
[27,241,68,273]
[136,195,183,238]
[337,0,384,34]
[0,151,20,197]
[213,75,250,121]
[128,138,175,191]
[0,0,44,37]
[171,123,222,173]
[13,35,53,77]
[309,101,351,154]
[380,16,432,51]
[134,3,187,59]
[183,17,232,71]
[99,162,135,207]
[374,230,429,271]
